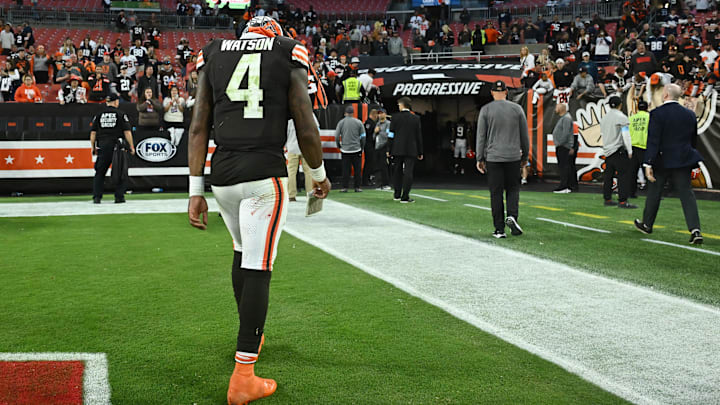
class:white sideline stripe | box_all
[410,193,448,202]
[378,189,448,202]
[0,352,110,405]
[463,203,491,211]
[0,140,218,149]
[0,140,91,149]
[284,200,720,405]
[0,198,219,217]
[0,167,211,178]
[536,217,612,234]
[642,238,720,256]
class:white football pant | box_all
[212,177,288,271]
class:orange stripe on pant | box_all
[526,90,534,168]
[262,178,284,271]
[536,95,544,176]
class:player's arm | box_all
[288,67,331,198]
[187,68,212,230]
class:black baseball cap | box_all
[609,96,622,108]
[491,80,507,92]
[106,93,119,102]
[638,100,648,110]
[345,105,355,114]
[579,66,588,72]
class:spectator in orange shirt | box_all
[14,75,43,102]
[484,22,500,45]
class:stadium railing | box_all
[0,8,233,30]
[387,0,624,24]
[408,43,547,63]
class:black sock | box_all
[235,268,272,354]
[231,251,244,310]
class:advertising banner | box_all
[515,88,718,188]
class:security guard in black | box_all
[90,94,135,203]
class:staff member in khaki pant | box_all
[285,119,314,202]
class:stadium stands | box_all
[17,27,233,101]
[285,0,391,14]
[34,0,102,12]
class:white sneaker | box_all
[553,188,572,194]
[505,216,523,236]
[521,178,528,185]
[492,230,507,239]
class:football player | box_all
[451,117,471,174]
[187,16,331,405]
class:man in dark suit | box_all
[634,83,704,244]
[388,97,423,203]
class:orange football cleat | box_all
[227,362,277,405]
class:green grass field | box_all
[1,188,717,403]
[0,204,632,404]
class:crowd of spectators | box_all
[518,0,718,105]
[0,17,199,115]
[3,0,719,110]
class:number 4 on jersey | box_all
[226,53,264,119]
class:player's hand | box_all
[418,154,424,161]
[91,146,96,156]
[645,166,656,183]
[520,159,528,168]
[312,178,332,199]
[129,147,135,155]
[476,161,486,174]
[188,196,208,230]
[569,148,575,155]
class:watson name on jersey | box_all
[197,34,310,186]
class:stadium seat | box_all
[55,117,78,135]
[2,117,25,137]
[80,116,94,132]
[28,117,53,135]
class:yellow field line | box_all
[675,230,720,240]
[572,212,609,219]
[468,195,490,200]
[531,205,564,211]
[617,220,665,229]
[443,191,466,196]
[422,189,440,192]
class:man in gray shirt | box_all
[570,66,595,100]
[335,105,366,192]
[97,52,119,82]
[476,80,529,238]
[599,96,637,208]
[552,103,575,193]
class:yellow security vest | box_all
[343,77,361,101]
[629,111,649,149]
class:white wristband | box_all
[189,176,204,197]
[308,162,327,182]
